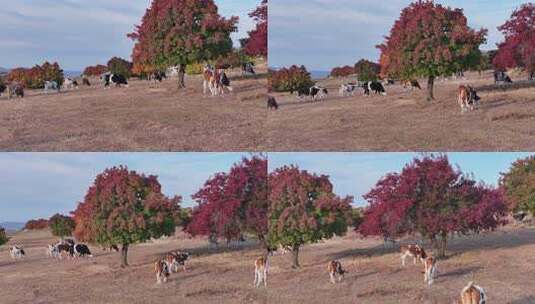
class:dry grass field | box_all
[265,71,535,151]
[2,226,535,303]
[0,69,267,152]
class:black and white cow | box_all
[63,78,78,90]
[242,62,256,75]
[9,245,26,259]
[56,243,74,259]
[0,83,6,95]
[363,81,386,96]
[339,83,360,97]
[310,85,328,100]
[165,251,190,273]
[73,244,92,258]
[494,71,512,84]
[267,96,279,110]
[44,81,60,94]
[103,74,128,88]
[8,84,24,99]
[152,71,166,82]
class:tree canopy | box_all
[378,1,487,100]
[72,166,180,267]
[186,155,268,247]
[107,57,132,78]
[493,3,535,78]
[243,0,268,57]
[354,59,381,82]
[48,214,75,238]
[128,0,238,87]
[268,165,352,268]
[0,226,8,246]
[359,154,507,257]
[500,155,535,216]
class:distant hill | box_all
[0,222,25,231]
[64,70,82,78]
[310,70,330,80]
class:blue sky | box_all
[0,153,251,223]
[269,153,533,207]
[0,0,257,71]
[269,0,528,71]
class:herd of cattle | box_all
[268,70,522,114]
[255,243,487,304]
[5,238,488,303]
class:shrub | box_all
[268,65,314,93]
[83,65,108,77]
[7,62,64,89]
[186,63,204,75]
[24,218,49,230]
[107,57,132,78]
[354,59,381,82]
[330,66,355,78]
[0,226,8,246]
[49,214,75,239]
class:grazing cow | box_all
[73,244,92,258]
[403,79,421,90]
[82,77,91,86]
[63,78,78,90]
[254,256,268,288]
[423,256,437,286]
[216,70,232,95]
[458,85,481,113]
[9,245,26,259]
[327,260,346,284]
[457,281,487,304]
[151,71,166,83]
[44,81,60,94]
[46,244,59,258]
[242,62,256,75]
[165,251,190,273]
[155,260,170,284]
[56,243,74,259]
[103,74,128,88]
[310,85,328,100]
[339,83,360,97]
[102,244,119,252]
[7,84,24,99]
[400,244,427,266]
[267,96,279,110]
[494,71,512,84]
[363,81,386,96]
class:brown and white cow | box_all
[254,256,268,288]
[400,244,427,266]
[423,256,437,286]
[456,281,487,304]
[327,260,346,284]
[155,259,170,284]
[458,85,481,113]
[165,251,190,273]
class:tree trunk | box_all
[121,244,129,268]
[177,64,186,89]
[291,246,300,269]
[438,232,448,258]
[426,76,435,101]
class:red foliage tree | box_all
[268,65,314,93]
[72,166,180,267]
[24,218,49,230]
[378,1,487,100]
[7,62,64,89]
[268,166,352,268]
[83,65,108,77]
[359,154,507,257]
[128,0,238,88]
[244,0,268,58]
[330,65,355,78]
[494,3,535,79]
[186,156,268,247]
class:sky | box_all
[0,153,252,223]
[269,152,533,207]
[0,0,257,71]
[269,0,528,71]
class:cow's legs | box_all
[254,270,258,287]
[263,269,267,287]
[401,253,407,266]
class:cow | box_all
[494,71,512,85]
[7,84,24,99]
[216,70,232,95]
[403,79,421,90]
[310,85,328,100]
[165,251,190,273]
[242,62,256,75]
[44,81,60,94]
[9,245,25,259]
[339,83,360,97]
[267,244,290,256]
[155,259,170,284]
[82,77,91,86]
[102,245,119,252]
[456,281,487,304]
[73,244,92,258]
[327,260,346,284]
[0,83,6,96]
[103,74,128,88]
[151,71,166,83]
[46,244,59,258]
[63,78,78,90]
[254,256,268,288]
[400,244,427,266]
[363,81,386,96]
[56,243,74,259]
[423,256,437,286]
[203,65,217,96]
[458,85,481,113]
[267,96,279,110]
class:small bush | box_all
[49,213,75,238]
[83,65,108,77]
[0,226,8,246]
[24,218,49,230]
[330,66,355,78]
[107,57,132,78]
[268,65,314,93]
[354,59,381,82]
